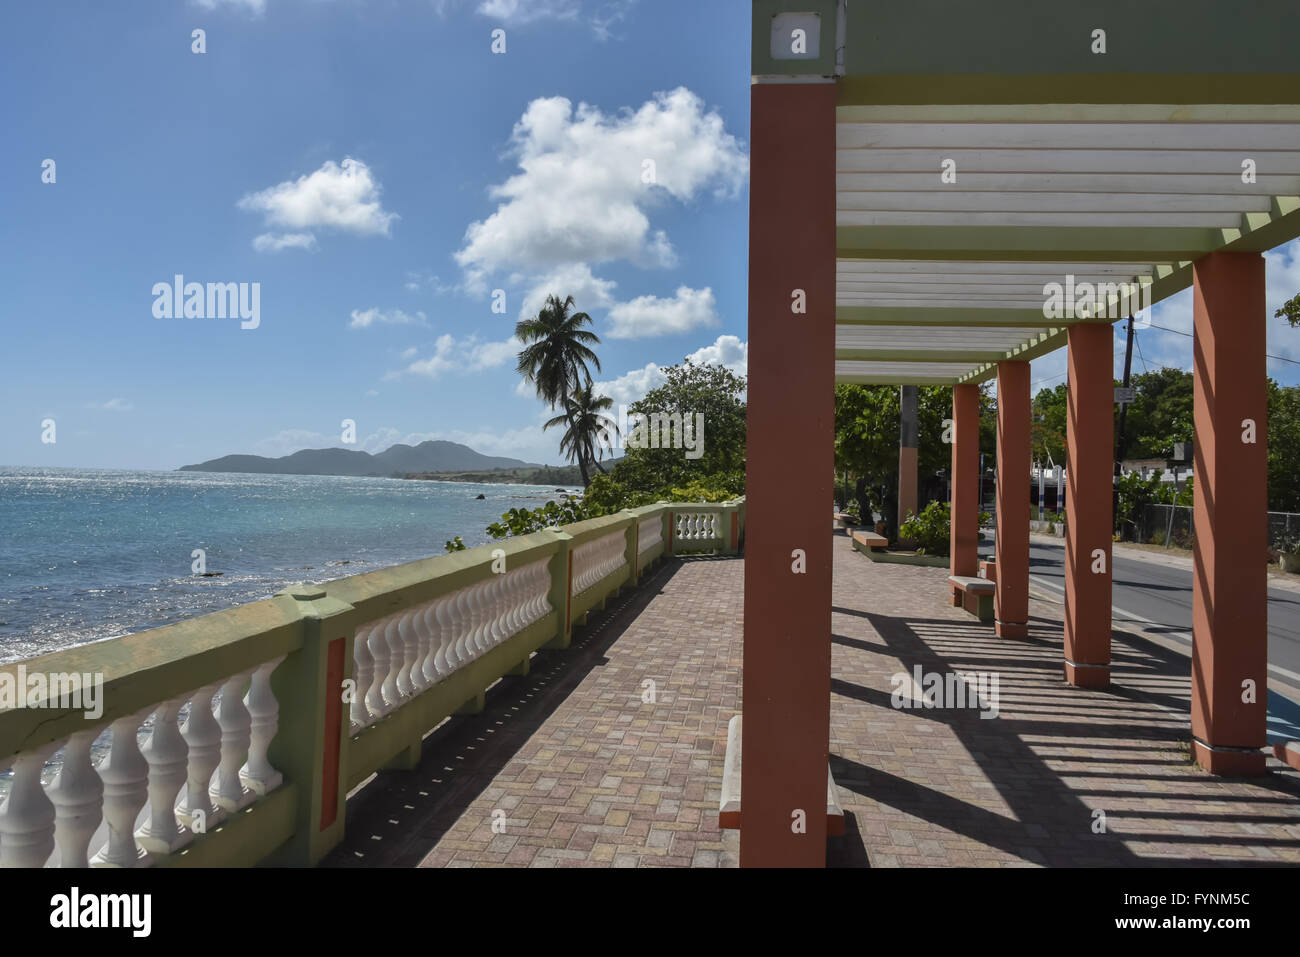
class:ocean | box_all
[0,466,575,665]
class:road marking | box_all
[1028,572,1300,687]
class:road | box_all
[982,535,1300,741]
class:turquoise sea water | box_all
[0,466,572,664]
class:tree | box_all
[1277,292,1300,327]
[610,360,747,493]
[1269,378,1300,512]
[545,383,616,480]
[1122,367,1193,459]
[1031,383,1068,467]
[515,294,602,484]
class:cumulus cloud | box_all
[606,285,718,339]
[239,158,397,252]
[590,335,748,407]
[349,307,428,330]
[252,232,317,253]
[194,0,265,13]
[455,88,746,291]
[518,263,618,320]
[388,334,520,379]
[477,0,580,23]
[86,398,134,412]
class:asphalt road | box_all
[995,536,1300,740]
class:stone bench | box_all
[949,575,995,622]
[850,530,889,553]
[718,715,845,836]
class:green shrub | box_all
[899,501,951,556]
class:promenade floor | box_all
[322,533,1300,867]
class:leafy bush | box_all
[899,501,951,556]
[444,536,466,552]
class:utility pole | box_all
[1113,312,1136,536]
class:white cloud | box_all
[349,307,428,330]
[590,335,748,407]
[518,263,618,320]
[252,232,317,253]
[606,285,718,339]
[455,88,746,290]
[239,158,397,252]
[477,0,580,23]
[194,0,265,13]
[86,398,134,412]
[389,334,520,379]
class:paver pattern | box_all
[324,534,1300,867]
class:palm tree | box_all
[545,384,617,484]
[516,294,602,483]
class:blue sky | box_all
[2,0,1298,471]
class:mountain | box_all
[179,440,539,476]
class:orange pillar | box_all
[950,384,980,594]
[1190,251,1268,776]
[1064,324,1114,688]
[742,79,835,865]
[995,361,1030,638]
[899,385,919,529]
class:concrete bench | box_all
[949,575,995,622]
[718,715,845,836]
[851,530,889,553]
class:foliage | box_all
[609,360,747,493]
[485,498,602,539]
[1277,292,1300,328]
[515,294,602,485]
[899,501,951,556]
[1031,383,1068,466]
[544,383,616,479]
[1269,379,1300,512]
[444,536,466,552]
[1121,367,1194,460]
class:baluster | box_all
[351,623,375,730]
[366,617,392,718]
[138,696,190,854]
[0,743,58,867]
[432,595,456,675]
[91,711,151,867]
[241,657,285,796]
[381,615,405,707]
[179,683,224,831]
[504,567,526,636]
[395,610,417,698]
[213,671,254,811]
[409,606,431,693]
[489,573,510,647]
[51,728,105,866]
[452,587,474,662]
[468,580,489,657]
[421,601,441,685]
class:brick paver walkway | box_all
[324,534,1300,867]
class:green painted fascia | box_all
[837,225,1223,262]
[836,73,1300,107]
[834,374,960,386]
[751,0,838,77]
[836,306,1053,327]
[154,785,298,868]
[1220,196,1300,254]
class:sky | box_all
[1,0,1298,471]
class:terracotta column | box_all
[950,384,980,592]
[899,385,919,532]
[742,79,835,865]
[1191,251,1268,775]
[995,361,1030,638]
[1064,323,1114,688]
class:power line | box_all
[1146,322,1300,366]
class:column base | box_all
[1064,659,1110,689]
[1193,739,1267,776]
[994,619,1028,639]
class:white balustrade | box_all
[0,743,58,867]
[91,711,151,867]
[138,697,189,854]
[241,657,285,796]
[51,728,105,866]
[638,516,663,554]
[212,671,255,812]
[572,529,628,595]
[674,511,721,546]
[350,622,376,730]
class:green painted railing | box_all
[0,498,743,868]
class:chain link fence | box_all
[1141,504,1300,552]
